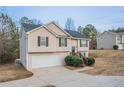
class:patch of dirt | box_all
[89,50,124,58]
[0,63,33,82]
[80,50,124,76]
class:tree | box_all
[83,24,98,49]
[108,27,124,33]
[83,24,97,40]
[0,13,19,63]
[20,16,42,25]
[65,18,75,31]
[32,19,42,25]
[20,16,33,24]
[0,13,17,38]
[77,26,83,34]
[0,7,7,14]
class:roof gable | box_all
[45,22,71,37]
[97,31,118,38]
[21,23,57,37]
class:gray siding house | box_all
[97,31,124,50]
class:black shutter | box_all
[46,37,48,47]
[65,38,67,47]
[80,40,81,47]
[38,36,40,47]
[86,40,88,47]
[59,38,61,47]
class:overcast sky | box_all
[3,6,124,32]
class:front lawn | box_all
[79,50,124,76]
[0,63,33,82]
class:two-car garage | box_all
[27,52,68,69]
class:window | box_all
[117,37,121,43]
[38,36,48,47]
[80,40,88,47]
[40,37,46,46]
[59,38,67,47]
[72,46,75,53]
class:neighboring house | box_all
[97,31,124,50]
[20,21,90,70]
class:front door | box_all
[72,46,75,53]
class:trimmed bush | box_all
[113,45,118,50]
[64,55,74,66]
[72,56,83,67]
[83,57,95,66]
[100,48,104,50]
[65,55,83,67]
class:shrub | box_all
[72,56,83,67]
[65,55,83,67]
[87,57,95,66]
[83,57,88,65]
[83,57,95,66]
[113,45,118,50]
[64,55,74,66]
[0,52,14,64]
[100,48,104,50]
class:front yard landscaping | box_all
[79,50,124,76]
[0,63,33,82]
[64,53,95,70]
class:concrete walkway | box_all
[0,66,124,87]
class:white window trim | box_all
[40,36,47,47]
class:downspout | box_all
[26,34,29,70]
[77,39,78,52]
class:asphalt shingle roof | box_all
[21,23,42,32]
[21,23,86,38]
[65,29,86,38]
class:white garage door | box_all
[31,55,65,68]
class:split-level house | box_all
[20,21,90,70]
[97,31,124,50]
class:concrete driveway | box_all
[0,66,124,87]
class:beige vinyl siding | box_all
[28,27,56,52]
[28,27,71,53]
[46,23,68,36]
[27,22,89,53]
[71,39,77,47]
[56,38,71,52]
